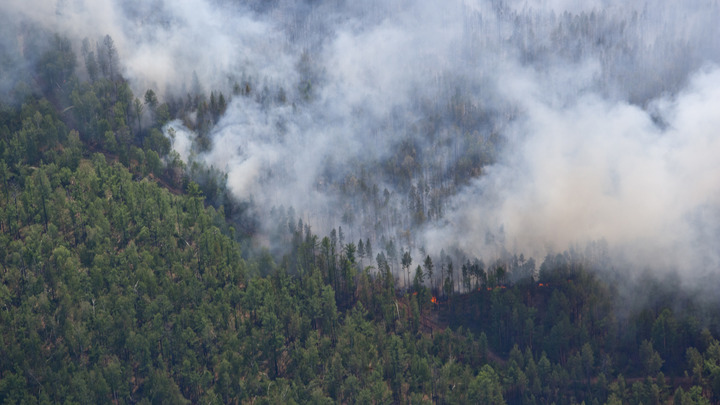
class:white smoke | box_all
[4,0,720,279]
[425,65,720,276]
[4,0,292,96]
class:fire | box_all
[431,296,438,304]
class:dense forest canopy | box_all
[2,0,720,403]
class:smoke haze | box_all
[428,66,720,274]
[4,0,720,280]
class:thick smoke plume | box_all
[4,0,720,282]
[427,66,720,275]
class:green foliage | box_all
[468,365,506,404]
[2,28,720,405]
[37,34,77,95]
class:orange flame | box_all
[431,296,438,304]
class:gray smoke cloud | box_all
[4,0,293,96]
[426,64,720,275]
[4,0,720,280]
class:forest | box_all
[2,0,720,404]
